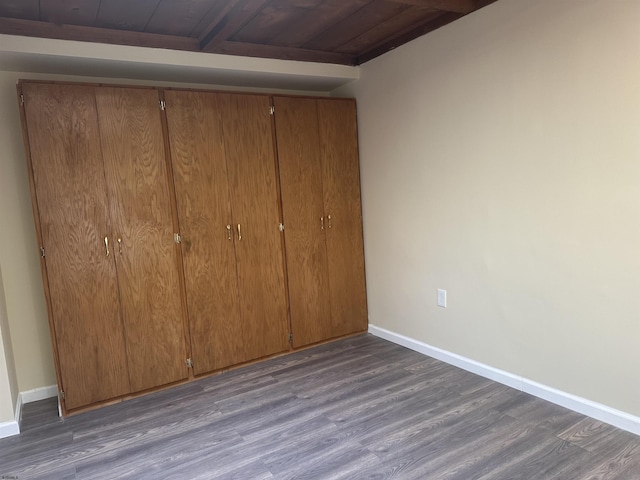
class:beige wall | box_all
[335,0,640,416]
[0,68,331,394]
[0,265,19,422]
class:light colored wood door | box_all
[273,96,333,348]
[22,83,130,410]
[318,99,368,337]
[219,93,290,360]
[164,90,244,375]
[96,87,188,392]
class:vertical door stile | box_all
[268,96,294,348]
[272,96,333,348]
[318,99,369,337]
[164,90,244,374]
[96,86,188,392]
[93,85,132,396]
[219,93,290,360]
[16,83,66,412]
[21,82,131,411]
[157,89,194,377]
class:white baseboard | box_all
[369,324,640,437]
[0,420,19,438]
[14,393,22,428]
[20,384,58,404]
[7,384,59,437]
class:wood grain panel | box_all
[16,83,66,413]
[232,0,320,44]
[145,0,220,36]
[219,93,290,361]
[268,0,369,48]
[21,82,130,410]
[164,90,245,375]
[157,90,193,382]
[318,99,368,337]
[95,0,160,31]
[273,96,333,348]
[0,17,200,51]
[302,0,407,52]
[96,87,188,392]
[190,0,237,39]
[199,0,270,51]
[0,0,39,20]
[40,0,100,25]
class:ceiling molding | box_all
[0,34,360,92]
[211,41,356,66]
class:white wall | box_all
[335,0,640,416]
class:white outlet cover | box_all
[437,289,447,308]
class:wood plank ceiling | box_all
[0,0,498,65]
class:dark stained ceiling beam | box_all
[0,16,199,51]
[210,41,356,65]
[195,0,241,43]
[357,10,463,64]
[385,0,476,14]
[475,0,500,8]
[199,0,270,52]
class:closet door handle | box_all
[117,238,122,254]
[327,215,332,229]
[227,225,232,240]
[320,217,325,230]
[104,236,110,257]
[237,224,242,241]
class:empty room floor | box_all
[1,334,639,479]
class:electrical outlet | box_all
[437,289,447,308]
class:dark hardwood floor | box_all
[1,334,639,479]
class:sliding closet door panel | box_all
[164,90,243,375]
[273,97,332,348]
[318,99,368,337]
[22,83,130,410]
[219,93,289,359]
[96,87,187,392]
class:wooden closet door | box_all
[22,83,130,410]
[96,87,188,392]
[218,93,290,360]
[164,90,243,375]
[273,97,333,348]
[318,99,368,337]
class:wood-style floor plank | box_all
[1,334,639,479]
